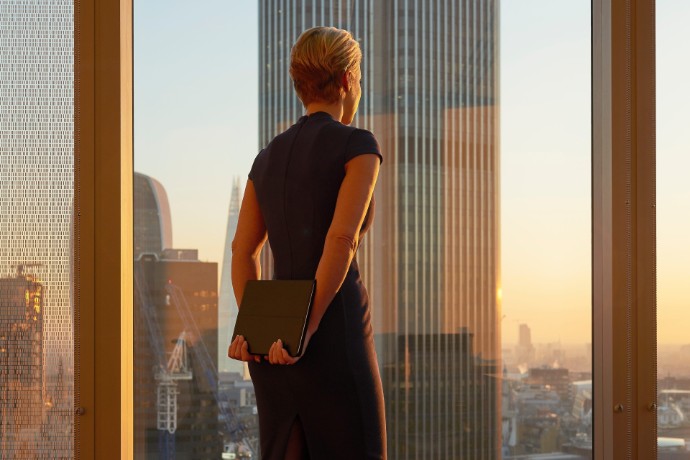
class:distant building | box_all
[516,324,536,366]
[134,172,173,259]
[218,372,259,456]
[527,367,572,406]
[380,331,499,458]
[511,384,563,455]
[570,380,592,423]
[218,178,244,375]
[0,269,44,458]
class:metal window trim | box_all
[592,0,656,458]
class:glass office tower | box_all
[258,1,500,458]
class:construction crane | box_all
[135,264,256,458]
[165,283,258,457]
[134,266,193,459]
[155,330,193,458]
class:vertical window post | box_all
[74,0,133,457]
[592,0,656,457]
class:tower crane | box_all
[134,266,191,459]
[165,283,257,457]
[135,264,256,458]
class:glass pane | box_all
[0,0,74,458]
[657,1,690,457]
[134,1,591,459]
[133,1,258,457]
[501,2,592,458]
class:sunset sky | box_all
[134,0,689,346]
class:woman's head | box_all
[290,27,362,113]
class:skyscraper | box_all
[258,1,500,457]
[134,172,173,259]
[218,177,244,375]
[517,323,535,366]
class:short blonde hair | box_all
[290,27,362,106]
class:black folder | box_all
[232,279,316,358]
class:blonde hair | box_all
[290,27,362,106]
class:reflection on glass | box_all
[135,0,591,458]
[657,1,690,458]
[0,0,74,458]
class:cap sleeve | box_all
[344,128,383,164]
[248,149,264,181]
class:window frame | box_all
[74,0,133,457]
[592,0,656,457]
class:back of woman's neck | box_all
[305,102,343,122]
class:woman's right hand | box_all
[228,335,261,363]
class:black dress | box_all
[246,111,386,459]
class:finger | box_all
[270,340,281,364]
[273,340,285,365]
[276,339,288,365]
[281,347,296,365]
[239,340,247,360]
[240,340,253,362]
[233,336,247,360]
[274,341,284,365]
[268,341,277,364]
[229,336,240,359]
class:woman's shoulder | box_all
[343,127,382,164]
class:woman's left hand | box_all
[228,335,262,363]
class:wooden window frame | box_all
[74,0,133,457]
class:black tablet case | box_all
[232,279,315,357]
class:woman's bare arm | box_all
[307,153,381,335]
[231,179,268,308]
[229,179,268,363]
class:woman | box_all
[228,27,387,459]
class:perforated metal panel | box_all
[0,0,74,458]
